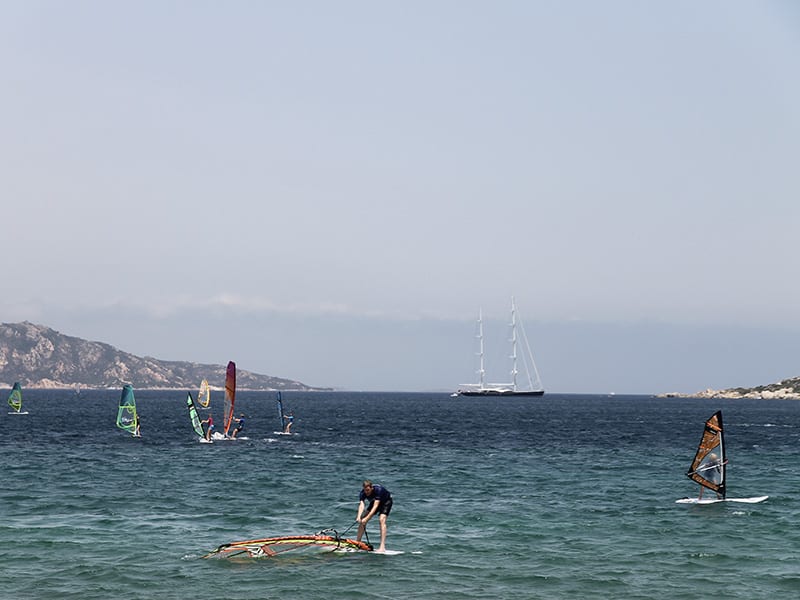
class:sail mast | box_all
[515,300,543,392]
[510,298,519,392]
[277,392,284,432]
[477,308,486,391]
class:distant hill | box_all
[659,377,800,400]
[691,377,800,400]
[0,321,328,391]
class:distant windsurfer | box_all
[230,414,245,439]
[201,414,214,441]
[134,413,141,437]
[356,480,393,553]
[283,411,294,434]
[697,453,725,499]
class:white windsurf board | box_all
[676,495,768,505]
[210,433,249,441]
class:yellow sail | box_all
[198,379,210,408]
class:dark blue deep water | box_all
[1,390,798,599]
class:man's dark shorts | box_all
[369,496,393,516]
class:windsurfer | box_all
[356,480,393,553]
[230,414,245,439]
[283,411,294,434]
[697,453,723,499]
[134,413,141,437]
[201,414,214,441]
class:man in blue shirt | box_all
[282,411,294,434]
[231,414,245,439]
[356,480,393,553]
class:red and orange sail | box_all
[222,361,236,436]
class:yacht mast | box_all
[510,297,519,392]
[477,308,486,390]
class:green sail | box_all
[7,382,22,412]
[186,392,204,437]
[116,385,139,436]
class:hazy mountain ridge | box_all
[0,321,328,391]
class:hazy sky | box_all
[2,1,799,393]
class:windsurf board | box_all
[676,495,768,505]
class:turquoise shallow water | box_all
[1,391,798,599]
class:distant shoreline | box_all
[0,385,333,392]
[658,388,800,400]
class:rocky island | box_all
[0,321,328,391]
[662,376,800,400]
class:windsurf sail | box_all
[116,384,139,437]
[686,410,726,499]
[197,379,210,408]
[7,382,22,413]
[222,361,236,436]
[203,529,373,559]
[276,392,284,431]
[186,392,204,438]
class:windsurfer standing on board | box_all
[356,480,393,553]
[230,414,245,439]
[282,411,294,434]
[201,414,214,441]
[697,452,725,499]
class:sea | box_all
[1,390,798,599]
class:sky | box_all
[2,1,799,394]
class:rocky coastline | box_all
[0,321,328,391]
[660,377,800,400]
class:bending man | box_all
[356,479,393,553]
